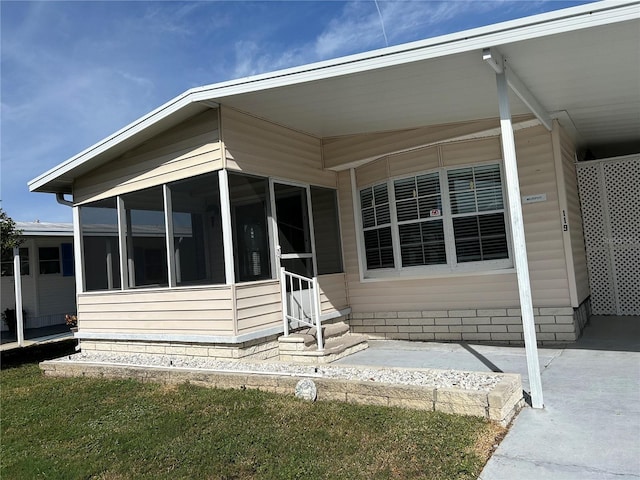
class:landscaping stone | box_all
[41,352,523,425]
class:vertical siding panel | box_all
[560,128,590,303]
[222,106,336,188]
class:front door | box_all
[272,182,315,277]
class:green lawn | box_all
[1,352,504,479]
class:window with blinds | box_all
[360,183,394,270]
[358,162,510,275]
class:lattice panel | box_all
[578,157,640,315]
[613,247,640,315]
[578,163,615,314]
[603,160,640,243]
[577,164,606,249]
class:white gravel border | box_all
[55,351,502,391]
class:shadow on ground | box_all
[1,339,77,370]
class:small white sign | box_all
[430,209,441,217]
[522,193,547,204]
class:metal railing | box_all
[280,267,323,351]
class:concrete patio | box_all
[0,324,75,352]
[336,315,640,479]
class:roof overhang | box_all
[29,1,640,194]
[15,222,74,237]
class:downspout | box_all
[56,193,74,207]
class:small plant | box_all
[65,314,78,328]
[2,308,26,333]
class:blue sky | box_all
[1,0,592,223]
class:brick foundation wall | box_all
[349,299,591,345]
[79,335,281,360]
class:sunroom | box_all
[68,106,350,359]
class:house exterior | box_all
[27,2,639,367]
[1,222,76,333]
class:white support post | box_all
[280,267,289,336]
[72,206,85,294]
[218,169,236,285]
[483,47,552,131]
[13,247,25,346]
[312,276,323,351]
[116,196,129,289]
[350,169,366,282]
[163,184,177,288]
[496,70,544,409]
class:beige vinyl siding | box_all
[234,280,281,335]
[388,147,439,178]
[323,116,536,170]
[516,126,571,306]
[74,110,222,204]
[440,137,502,166]
[355,158,388,188]
[318,273,349,315]
[560,127,590,304]
[339,124,572,312]
[77,286,234,335]
[222,106,336,188]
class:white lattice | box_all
[578,156,640,315]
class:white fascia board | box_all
[187,1,639,98]
[28,1,638,192]
[28,95,217,193]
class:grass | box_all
[1,349,505,480]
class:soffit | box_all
[216,18,639,148]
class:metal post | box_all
[13,247,24,347]
[496,70,544,408]
[313,276,323,351]
[163,184,177,288]
[280,267,289,336]
[218,169,236,286]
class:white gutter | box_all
[28,1,639,193]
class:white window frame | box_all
[357,160,513,280]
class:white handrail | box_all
[280,267,323,350]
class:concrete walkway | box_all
[336,315,640,479]
[0,324,74,352]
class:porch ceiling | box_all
[29,1,639,194]
[214,17,639,147]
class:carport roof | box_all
[29,0,640,194]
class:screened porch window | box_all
[228,173,271,283]
[358,162,510,276]
[122,186,168,288]
[310,186,343,275]
[169,172,225,286]
[80,198,121,291]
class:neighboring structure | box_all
[27,0,639,370]
[1,222,76,335]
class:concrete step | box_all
[278,327,368,364]
[278,322,351,351]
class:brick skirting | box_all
[349,299,591,345]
